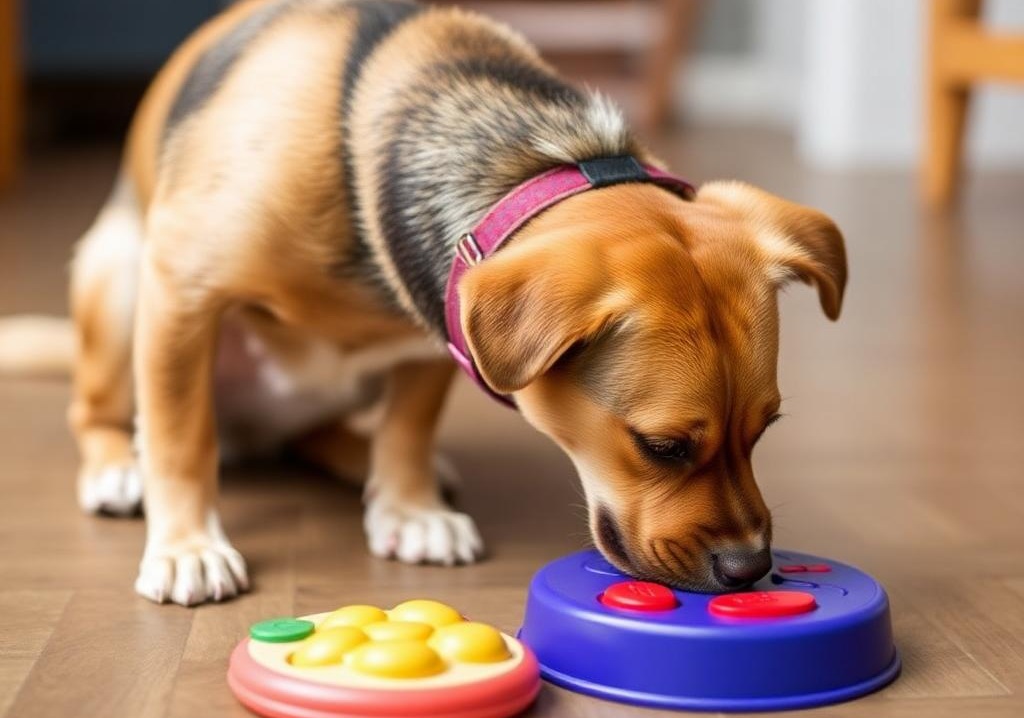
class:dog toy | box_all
[518,548,900,711]
[229,599,540,718]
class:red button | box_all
[709,590,816,618]
[778,564,807,573]
[600,581,679,611]
[804,564,832,573]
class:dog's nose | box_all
[713,548,772,588]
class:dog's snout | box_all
[595,506,634,570]
[712,548,772,588]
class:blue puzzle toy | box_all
[518,548,900,711]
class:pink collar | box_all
[444,156,695,407]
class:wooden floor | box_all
[2,128,1024,718]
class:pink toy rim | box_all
[228,639,541,718]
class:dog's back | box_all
[127,0,638,322]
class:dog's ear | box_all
[458,241,620,394]
[698,181,848,320]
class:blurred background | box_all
[4,0,1024,173]
[1,3,1024,717]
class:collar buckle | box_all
[456,232,484,266]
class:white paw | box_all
[134,540,249,606]
[364,499,484,566]
[79,465,143,516]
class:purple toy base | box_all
[536,651,901,712]
[519,549,901,712]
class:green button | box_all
[250,618,315,643]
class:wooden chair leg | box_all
[643,0,701,130]
[0,0,21,190]
[922,0,983,206]
[924,82,971,206]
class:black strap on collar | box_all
[577,155,650,188]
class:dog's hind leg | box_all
[363,359,483,566]
[289,419,372,488]
[67,173,144,516]
[291,416,462,496]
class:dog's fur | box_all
[0,0,847,605]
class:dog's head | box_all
[459,180,846,591]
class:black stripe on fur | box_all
[340,0,423,122]
[434,56,585,108]
[334,1,424,299]
[164,0,292,139]
[375,57,596,334]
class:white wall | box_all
[681,0,805,128]
[681,0,1024,170]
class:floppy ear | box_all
[698,181,848,320]
[458,242,620,394]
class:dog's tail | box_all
[0,315,75,378]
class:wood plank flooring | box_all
[1,128,1023,717]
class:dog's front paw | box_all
[364,498,484,566]
[78,464,143,516]
[134,538,249,606]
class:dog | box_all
[0,0,846,606]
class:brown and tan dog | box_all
[0,0,846,605]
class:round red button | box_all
[778,564,807,573]
[804,564,832,573]
[600,581,679,611]
[708,590,816,618]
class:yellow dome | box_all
[429,621,512,663]
[346,639,446,678]
[319,605,388,629]
[389,599,462,628]
[289,627,368,667]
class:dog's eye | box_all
[632,431,693,463]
